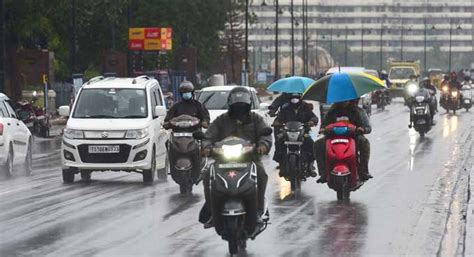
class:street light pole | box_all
[448,21,462,72]
[275,0,279,80]
[290,0,295,76]
[380,23,384,70]
[345,26,348,66]
[423,19,427,74]
[71,0,76,75]
[0,0,5,92]
[361,21,364,67]
[245,0,249,85]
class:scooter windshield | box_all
[333,126,348,135]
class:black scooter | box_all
[409,91,433,137]
[166,115,202,194]
[194,128,272,255]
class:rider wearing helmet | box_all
[200,87,272,227]
[315,98,372,183]
[272,93,318,177]
[164,81,210,129]
[448,72,462,90]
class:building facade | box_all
[250,0,474,75]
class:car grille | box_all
[77,144,131,163]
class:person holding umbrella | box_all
[302,72,385,183]
[272,93,319,177]
[314,99,372,183]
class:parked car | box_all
[0,93,33,177]
[58,75,168,184]
[195,85,271,125]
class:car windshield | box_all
[197,90,255,110]
[389,68,416,80]
[73,88,147,118]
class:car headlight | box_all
[125,128,149,139]
[63,128,84,139]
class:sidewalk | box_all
[464,119,474,257]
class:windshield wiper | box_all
[85,115,116,118]
[121,115,146,118]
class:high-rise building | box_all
[251,0,474,75]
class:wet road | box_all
[0,102,472,257]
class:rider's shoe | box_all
[203,217,214,229]
[316,177,327,184]
[360,173,373,181]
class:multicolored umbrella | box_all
[302,72,386,103]
[267,76,315,94]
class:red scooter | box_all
[324,122,364,200]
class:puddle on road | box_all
[442,115,458,138]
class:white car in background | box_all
[0,93,33,176]
[59,76,168,184]
[195,85,271,124]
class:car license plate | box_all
[88,145,120,154]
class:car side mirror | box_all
[58,105,70,117]
[154,106,166,118]
[259,102,270,111]
[259,127,273,137]
[193,131,205,140]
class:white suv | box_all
[0,93,33,176]
[59,76,167,183]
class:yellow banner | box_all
[144,39,161,51]
[129,28,145,40]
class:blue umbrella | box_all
[267,76,315,94]
[303,72,385,104]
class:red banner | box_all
[128,40,144,51]
[144,28,161,39]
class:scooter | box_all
[277,121,311,192]
[409,91,433,137]
[461,85,472,111]
[166,115,202,194]
[324,122,364,200]
[440,86,461,114]
[194,128,272,255]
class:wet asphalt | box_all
[0,101,472,257]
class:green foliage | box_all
[4,0,231,79]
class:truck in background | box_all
[388,60,421,97]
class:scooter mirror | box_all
[259,127,273,137]
[193,131,205,140]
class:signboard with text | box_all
[128,27,173,51]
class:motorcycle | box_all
[166,115,202,194]
[440,85,461,114]
[461,85,472,111]
[277,121,311,192]
[323,122,364,200]
[15,101,37,133]
[409,91,433,137]
[372,90,391,110]
[194,128,272,255]
[34,107,50,137]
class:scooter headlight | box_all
[406,83,419,95]
[442,86,449,92]
[220,144,253,159]
[415,96,425,103]
[451,91,458,97]
[287,131,300,141]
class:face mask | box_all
[290,98,300,104]
[229,103,250,120]
[182,92,192,100]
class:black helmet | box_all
[228,87,252,106]
[178,81,194,93]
